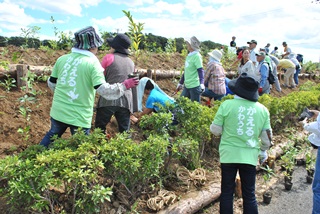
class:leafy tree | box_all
[20,26,41,48]
[0,36,8,47]
[175,37,185,53]
[7,36,25,47]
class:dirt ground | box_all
[0,45,316,213]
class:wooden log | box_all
[158,183,220,214]
[0,65,53,79]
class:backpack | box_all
[263,62,276,84]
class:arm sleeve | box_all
[260,64,268,87]
[179,73,185,85]
[197,67,205,84]
[101,54,114,70]
[210,123,223,136]
[96,82,127,100]
[259,129,273,150]
[47,77,57,92]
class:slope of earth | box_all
[0,46,318,214]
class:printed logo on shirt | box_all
[237,105,258,147]
[60,56,82,102]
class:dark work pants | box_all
[95,106,130,134]
[220,163,258,214]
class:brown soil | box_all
[0,45,315,213]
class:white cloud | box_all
[0,1,68,37]
[129,1,184,15]
[0,2,36,31]
[106,0,154,6]
[91,16,130,34]
[7,0,102,16]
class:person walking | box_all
[177,36,205,103]
[40,26,139,147]
[202,49,226,105]
[95,33,136,135]
[210,72,272,214]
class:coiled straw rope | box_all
[176,166,207,189]
[147,189,177,211]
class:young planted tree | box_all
[122,10,145,57]
[20,26,41,49]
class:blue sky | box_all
[0,0,320,62]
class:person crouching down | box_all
[210,72,272,214]
[137,80,180,125]
[202,49,226,106]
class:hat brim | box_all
[107,37,130,55]
[228,79,259,102]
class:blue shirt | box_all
[259,61,269,88]
[146,89,174,112]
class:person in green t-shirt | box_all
[176,36,205,103]
[40,26,139,148]
[210,72,272,214]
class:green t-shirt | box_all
[50,52,105,128]
[213,98,271,166]
[184,52,203,88]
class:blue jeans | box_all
[294,68,301,85]
[220,163,258,214]
[40,117,90,147]
[313,148,320,214]
[95,106,130,134]
[180,85,202,103]
[202,87,225,100]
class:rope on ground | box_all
[176,166,207,189]
[146,189,177,211]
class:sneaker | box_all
[282,84,289,88]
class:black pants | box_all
[95,106,130,134]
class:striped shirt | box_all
[204,61,226,95]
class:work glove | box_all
[258,87,262,94]
[123,77,139,89]
[200,84,205,93]
[176,83,183,91]
[259,150,268,165]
